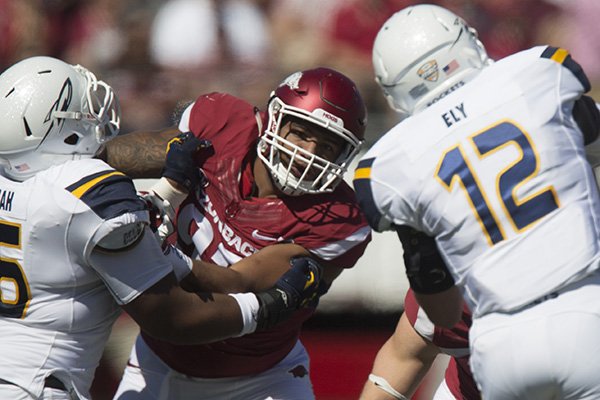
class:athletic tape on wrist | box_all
[149,177,188,211]
[228,293,259,336]
[368,374,409,400]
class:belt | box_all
[0,375,67,391]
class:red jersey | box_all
[142,93,371,377]
[404,289,479,400]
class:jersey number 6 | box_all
[435,120,559,246]
[0,221,31,318]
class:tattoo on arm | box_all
[103,128,180,178]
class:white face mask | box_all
[257,97,361,196]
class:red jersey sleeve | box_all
[404,288,471,355]
[187,92,260,157]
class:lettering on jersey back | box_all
[0,189,15,211]
[441,103,467,128]
[427,81,465,107]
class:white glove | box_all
[142,190,176,243]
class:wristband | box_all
[228,292,259,336]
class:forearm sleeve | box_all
[395,225,455,294]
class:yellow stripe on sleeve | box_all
[550,48,569,64]
[354,167,371,180]
[71,171,125,198]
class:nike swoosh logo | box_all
[251,229,285,242]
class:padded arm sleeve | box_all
[89,226,172,305]
[395,225,455,294]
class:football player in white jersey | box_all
[0,56,323,400]
[361,6,485,400]
[354,4,600,399]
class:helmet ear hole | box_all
[64,134,80,145]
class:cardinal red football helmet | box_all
[258,67,367,196]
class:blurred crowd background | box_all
[4,0,599,398]
[4,0,600,139]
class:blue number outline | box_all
[435,120,559,245]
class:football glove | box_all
[140,189,176,243]
[162,132,213,192]
[255,256,324,332]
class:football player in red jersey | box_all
[360,289,478,400]
[102,67,372,399]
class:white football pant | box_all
[113,335,314,400]
[470,272,600,399]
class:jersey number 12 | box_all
[435,120,559,246]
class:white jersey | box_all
[355,46,600,317]
[0,158,171,399]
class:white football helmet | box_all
[373,4,491,119]
[0,56,120,181]
[258,67,367,196]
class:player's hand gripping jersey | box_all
[355,46,600,318]
[0,159,171,399]
[142,93,371,377]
